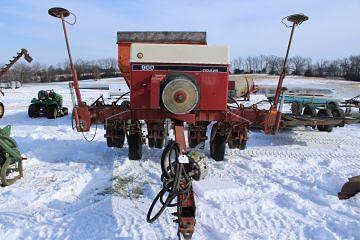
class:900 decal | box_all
[141,65,155,71]
[132,64,227,72]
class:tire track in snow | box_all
[229,148,360,173]
[250,132,360,146]
[196,127,360,239]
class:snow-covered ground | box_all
[0,76,359,240]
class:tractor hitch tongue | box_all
[338,176,360,200]
[147,141,209,239]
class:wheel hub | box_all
[162,76,199,114]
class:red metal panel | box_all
[86,105,269,127]
[197,71,228,110]
[117,43,132,87]
[149,74,165,109]
[174,124,186,152]
[129,63,229,111]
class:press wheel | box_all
[210,123,227,161]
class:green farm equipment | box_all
[28,90,68,119]
[268,93,342,115]
[265,92,360,132]
[0,125,23,186]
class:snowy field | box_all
[0,76,359,240]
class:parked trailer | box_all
[280,113,359,129]
[267,93,360,132]
[268,93,341,113]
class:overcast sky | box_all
[1,0,359,65]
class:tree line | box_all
[231,55,360,81]
[1,55,360,83]
[0,58,120,83]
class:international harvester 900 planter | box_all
[49,7,319,239]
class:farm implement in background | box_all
[266,92,360,132]
[0,126,24,186]
[228,75,257,101]
[49,8,314,238]
[28,90,69,119]
[0,48,33,119]
[344,94,360,120]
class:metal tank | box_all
[229,75,255,98]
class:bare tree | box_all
[289,56,311,75]
[259,55,267,73]
[231,57,243,74]
[346,56,360,81]
[266,55,283,75]
[10,63,33,83]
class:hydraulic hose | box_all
[147,140,192,223]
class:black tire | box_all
[303,105,316,116]
[106,137,114,147]
[332,108,345,127]
[188,122,208,149]
[127,133,142,160]
[155,138,164,149]
[291,102,302,115]
[148,138,155,148]
[240,140,247,150]
[106,136,124,148]
[0,102,5,119]
[106,124,125,148]
[120,100,130,109]
[326,102,338,111]
[46,105,57,119]
[62,107,69,116]
[227,139,247,150]
[114,135,125,148]
[303,105,317,129]
[227,139,239,149]
[28,104,39,118]
[210,123,227,161]
[317,109,333,132]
